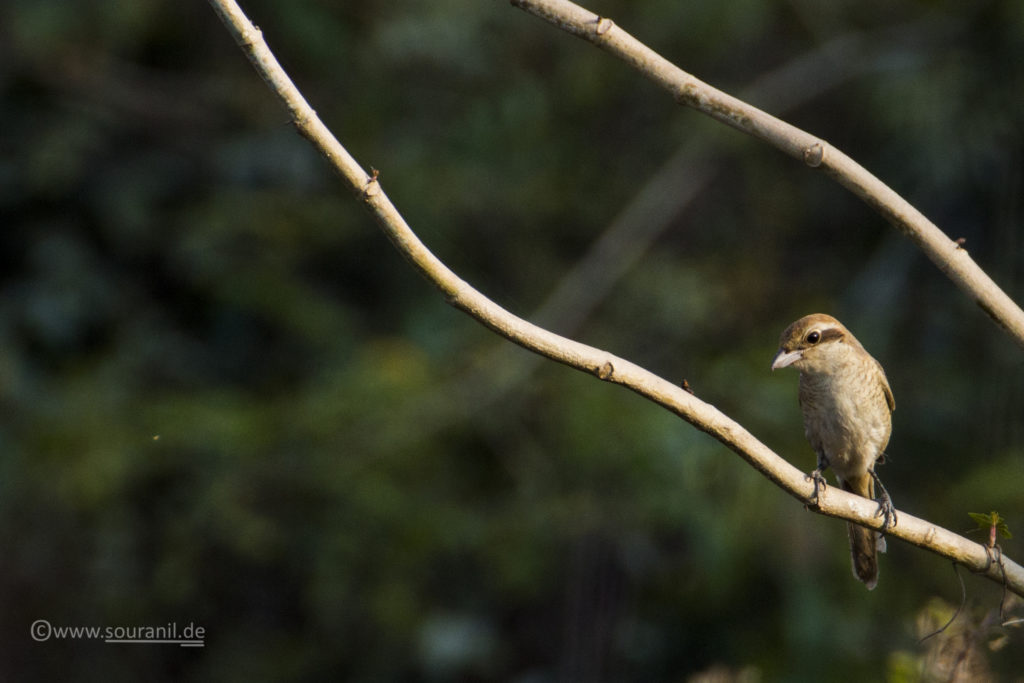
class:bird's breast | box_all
[798,364,892,479]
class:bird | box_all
[771,313,895,590]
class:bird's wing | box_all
[876,360,895,413]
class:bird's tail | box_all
[842,474,884,590]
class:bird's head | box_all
[770,313,854,373]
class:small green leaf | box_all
[968,511,1012,540]
[968,511,993,527]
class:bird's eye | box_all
[805,330,820,344]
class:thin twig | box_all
[446,23,945,413]
[918,562,967,644]
[205,0,1024,597]
[508,0,1024,349]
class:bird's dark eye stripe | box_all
[804,327,844,345]
[819,327,844,343]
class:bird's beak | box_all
[770,348,802,371]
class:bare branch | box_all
[509,0,1024,349]
[205,0,1024,597]
[448,26,937,412]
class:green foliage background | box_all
[1,0,1023,680]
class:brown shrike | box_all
[771,313,895,590]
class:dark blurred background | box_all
[1,0,1022,680]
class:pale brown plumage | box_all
[771,314,895,590]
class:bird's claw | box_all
[875,493,898,532]
[805,468,828,507]
[870,468,898,532]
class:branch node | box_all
[594,17,614,36]
[672,82,698,106]
[292,109,317,133]
[596,361,614,380]
[363,168,381,199]
[238,24,262,49]
[802,142,825,167]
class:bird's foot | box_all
[870,468,898,531]
[805,468,828,508]
[875,494,898,532]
